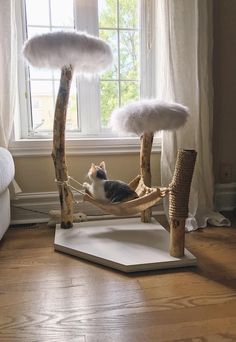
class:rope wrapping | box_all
[168,149,197,257]
[169,150,197,219]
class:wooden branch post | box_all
[169,149,197,257]
[140,131,154,223]
[51,65,74,229]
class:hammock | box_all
[83,175,169,216]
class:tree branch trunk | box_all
[140,131,154,222]
[51,65,74,229]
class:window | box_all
[13,0,157,155]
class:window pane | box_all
[51,0,74,27]
[99,29,118,80]
[99,0,117,28]
[119,0,138,29]
[100,81,119,127]
[30,81,54,131]
[54,80,79,131]
[29,66,53,80]
[120,81,139,105]
[27,27,50,39]
[120,30,139,80]
[52,70,61,80]
[25,0,50,26]
[51,27,75,32]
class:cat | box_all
[83,161,138,203]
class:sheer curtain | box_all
[0,0,17,148]
[155,0,230,230]
[0,0,21,194]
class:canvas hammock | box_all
[54,149,196,222]
[82,175,169,216]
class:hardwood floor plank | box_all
[0,216,236,341]
[84,317,236,342]
[1,305,236,341]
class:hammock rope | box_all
[55,176,85,205]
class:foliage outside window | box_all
[99,0,139,127]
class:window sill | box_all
[9,137,161,157]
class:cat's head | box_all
[88,161,107,181]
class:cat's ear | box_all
[99,161,106,170]
[91,163,96,171]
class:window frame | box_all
[10,0,160,156]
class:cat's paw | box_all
[82,182,90,189]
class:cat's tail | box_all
[110,99,189,135]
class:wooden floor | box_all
[0,215,236,342]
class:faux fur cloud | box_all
[110,100,189,135]
[23,31,113,74]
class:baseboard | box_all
[214,182,236,211]
[11,191,164,225]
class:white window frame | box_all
[10,0,160,156]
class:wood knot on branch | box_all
[62,65,73,80]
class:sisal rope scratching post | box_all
[110,100,189,223]
[169,149,197,257]
[23,31,112,228]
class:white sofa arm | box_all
[0,147,15,194]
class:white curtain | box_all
[0,0,17,148]
[155,0,230,230]
[0,0,21,195]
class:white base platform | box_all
[54,218,197,273]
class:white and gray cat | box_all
[83,161,138,203]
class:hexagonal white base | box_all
[54,218,197,272]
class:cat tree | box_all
[23,31,197,272]
[109,100,197,257]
